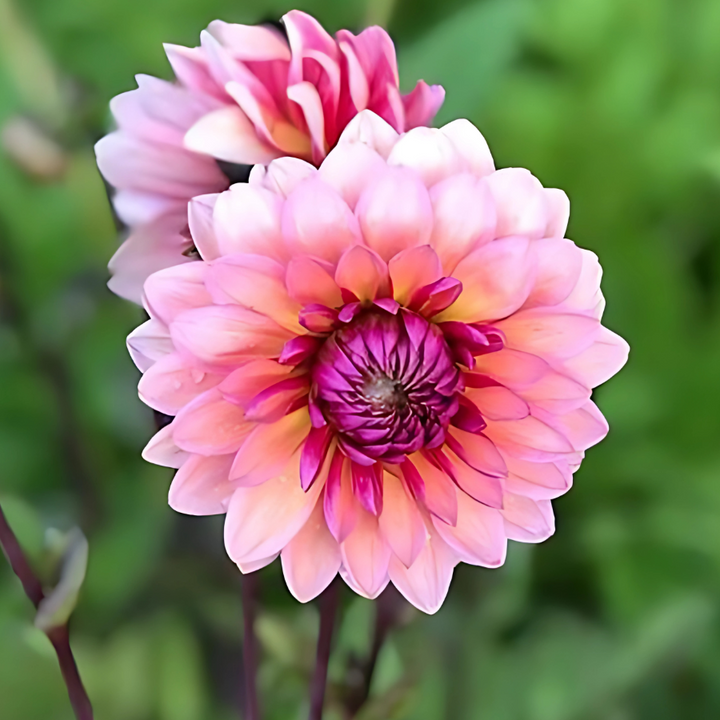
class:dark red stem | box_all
[0,503,94,719]
[308,580,340,720]
[241,573,261,720]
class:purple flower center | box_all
[311,310,462,464]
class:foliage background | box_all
[2,0,720,717]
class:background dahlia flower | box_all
[95,10,444,303]
[129,110,628,614]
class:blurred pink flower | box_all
[130,110,628,614]
[95,11,444,303]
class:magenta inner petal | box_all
[311,309,464,462]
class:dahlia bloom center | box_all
[312,310,462,463]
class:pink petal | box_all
[237,554,279,573]
[484,415,574,461]
[340,508,391,599]
[282,178,361,262]
[465,385,530,421]
[224,450,325,565]
[544,188,570,238]
[388,526,456,614]
[378,473,426,568]
[356,166,433,261]
[518,371,590,415]
[402,80,446,130]
[335,245,390,302]
[250,156,317,197]
[436,446,504,509]
[285,256,343,307]
[485,168,550,239]
[351,462,384,515]
[108,215,193,304]
[318,142,385,209]
[335,109,400,159]
[338,40,370,112]
[96,131,226,198]
[524,238,583,309]
[281,497,341,602]
[300,426,333,490]
[243,375,310,423]
[207,20,291,61]
[504,456,572,500]
[429,173,496,274]
[561,249,604,316]
[387,127,463,187]
[188,194,220,261]
[112,73,220,138]
[112,188,182,226]
[127,318,172,372]
[218,360,294,406]
[143,262,212,326]
[440,119,495,178]
[561,326,629,388]
[142,425,190,468]
[446,427,508,478]
[432,490,506,567]
[172,388,251,454]
[324,450,359,543]
[213,184,286,261]
[206,255,302,332]
[283,10,338,82]
[388,245,442,305]
[169,453,235,515]
[171,305,293,367]
[534,402,608,452]
[405,453,458,526]
[184,106,283,164]
[164,43,222,99]
[496,310,599,360]
[286,81,326,163]
[230,408,310,485]
[501,494,555,543]
[472,348,549,389]
[436,236,536,323]
[139,352,223,415]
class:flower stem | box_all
[47,625,94,720]
[343,586,404,717]
[0,502,94,719]
[308,580,340,720]
[240,572,261,720]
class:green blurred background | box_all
[2,0,720,717]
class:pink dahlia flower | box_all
[95,10,444,303]
[129,110,628,614]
